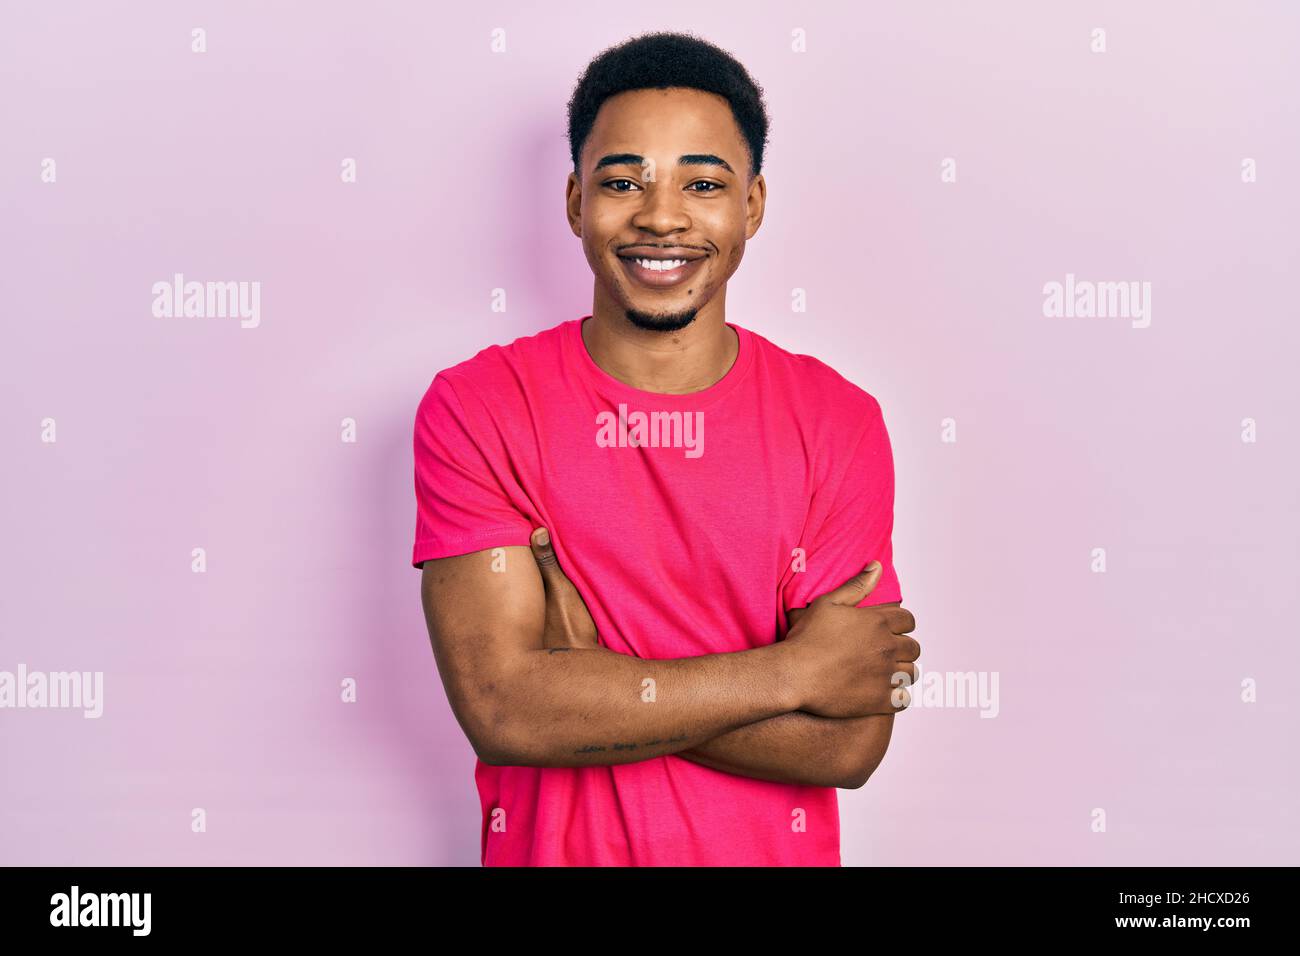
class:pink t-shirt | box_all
[411,316,902,866]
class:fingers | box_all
[529,526,601,650]
[895,633,922,662]
[883,605,916,635]
[529,526,566,587]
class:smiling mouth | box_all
[617,254,706,288]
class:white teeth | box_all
[634,258,688,271]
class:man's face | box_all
[566,86,766,333]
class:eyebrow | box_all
[593,153,735,174]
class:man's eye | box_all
[603,179,722,193]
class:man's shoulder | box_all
[439,318,571,381]
[424,318,574,406]
[746,325,884,421]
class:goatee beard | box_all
[624,307,698,333]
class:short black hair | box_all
[566,31,771,180]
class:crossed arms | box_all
[418,534,918,790]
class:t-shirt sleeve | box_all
[779,393,902,622]
[411,372,535,568]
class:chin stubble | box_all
[624,307,699,333]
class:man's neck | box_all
[581,311,739,396]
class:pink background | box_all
[2,2,1296,865]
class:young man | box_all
[412,31,920,866]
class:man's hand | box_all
[781,563,920,718]
[529,527,600,651]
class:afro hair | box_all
[566,31,771,180]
